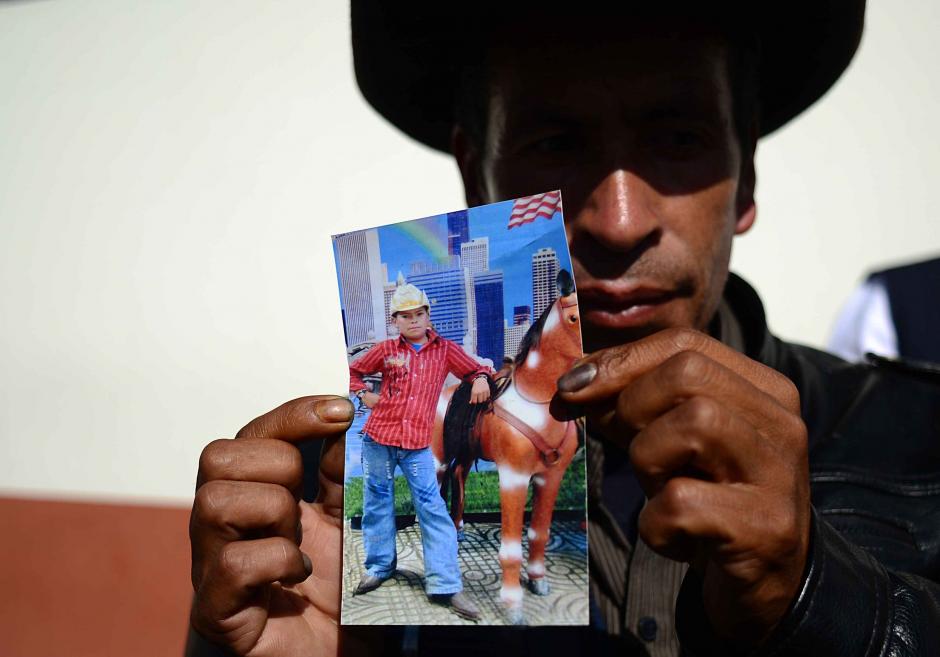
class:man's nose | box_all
[571,169,661,254]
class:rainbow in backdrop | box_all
[387,218,450,264]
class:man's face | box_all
[394,307,430,341]
[456,26,757,352]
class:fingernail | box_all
[302,552,313,575]
[317,397,353,423]
[557,362,597,392]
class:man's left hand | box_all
[469,376,491,404]
[557,328,810,649]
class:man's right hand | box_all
[189,395,353,656]
[360,392,380,409]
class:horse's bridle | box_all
[490,295,582,465]
[513,296,582,406]
[556,297,583,360]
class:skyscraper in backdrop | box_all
[505,319,530,359]
[532,247,560,319]
[382,276,397,337]
[460,237,489,275]
[333,229,387,346]
[473,270,504,366]
[447,210,469,257]
[408,263,472,345]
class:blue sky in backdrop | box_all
[335,196,573,323]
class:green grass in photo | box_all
[344,451,586,518]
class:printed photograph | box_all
[332,191,588,626]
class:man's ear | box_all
[734,123,758,236]
[452,125,486,208]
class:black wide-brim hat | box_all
[352,2,865,153]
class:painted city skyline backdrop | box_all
[378,202,570,316]
[332,193,574,367]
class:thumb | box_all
[236,395,353,443]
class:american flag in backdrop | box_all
[507,190,562,229]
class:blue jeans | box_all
[360,434,462,595]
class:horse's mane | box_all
[514,300,555,367]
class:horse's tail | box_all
[441,377,495,513]
[438,458,452,506]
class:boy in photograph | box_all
[348,280,493,620]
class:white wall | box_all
[739,1,940,346]
[1,0,937,504]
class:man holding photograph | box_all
[189,2,940,656]
[348,281,491,620]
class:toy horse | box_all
[431,270,583,624]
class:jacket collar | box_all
[717,272,783,370]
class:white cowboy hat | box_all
[390,280,430,316]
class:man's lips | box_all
[578,284,681,328]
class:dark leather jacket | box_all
[188,275,940,656]
[675,275,940,656]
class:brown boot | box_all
[353,573,388,595]
[431,591,481,621]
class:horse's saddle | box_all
[443,375,574,468]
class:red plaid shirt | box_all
[349,329,492,449]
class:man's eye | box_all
[641,127,712,161]
[529,134,577,154]
[658,130,705,149]
[670,131,702,147]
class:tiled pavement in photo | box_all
[341,519,588,626]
